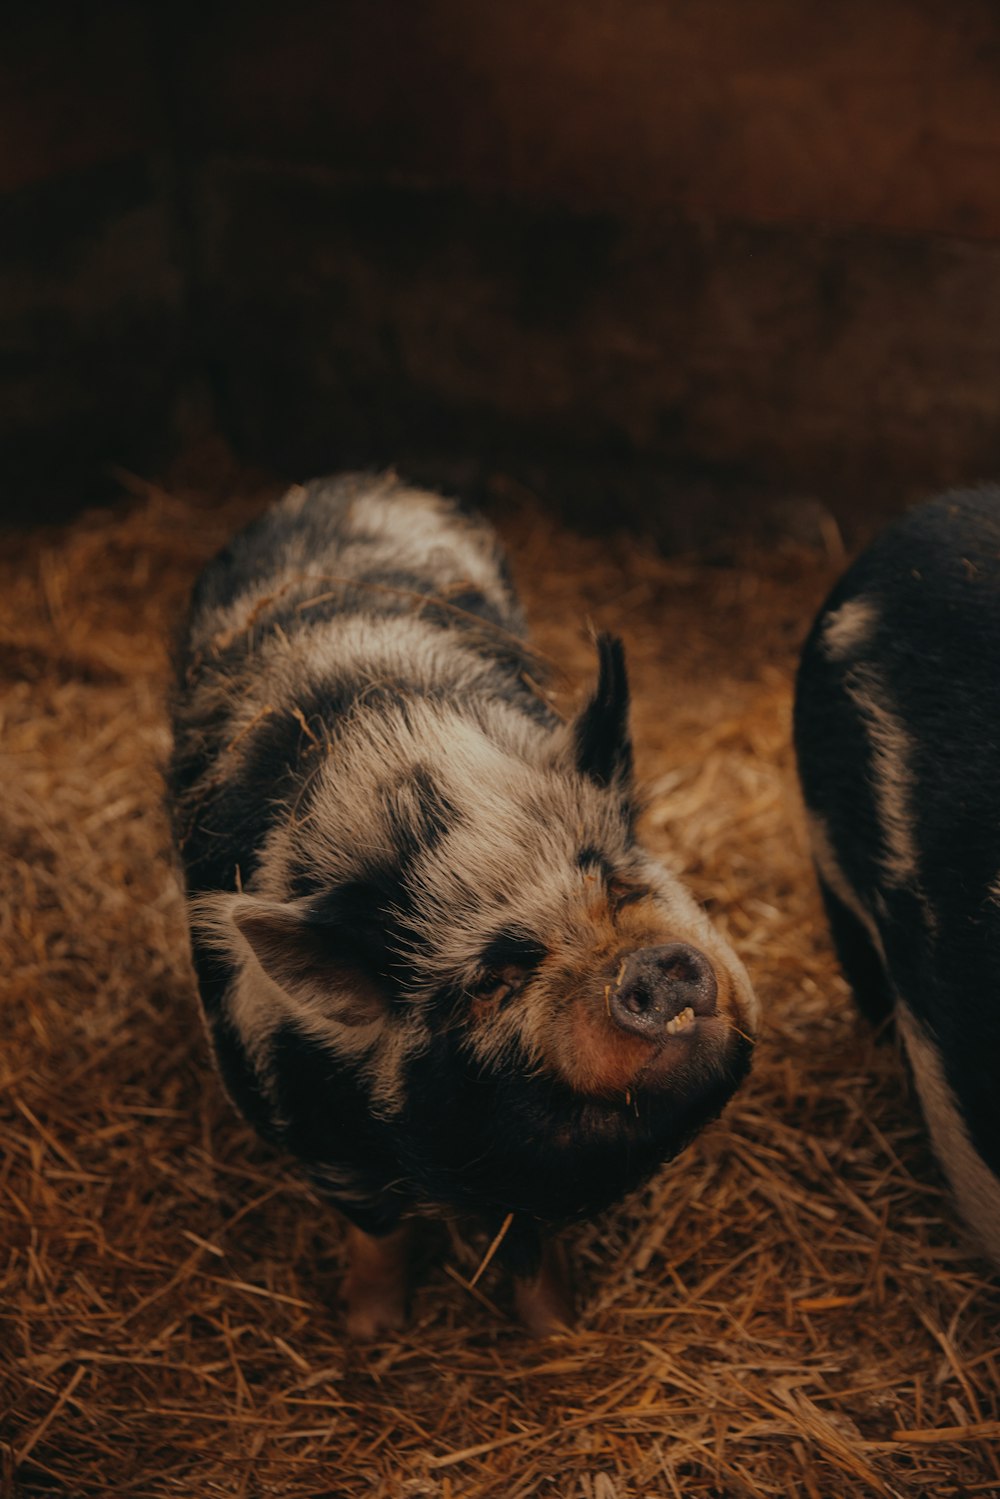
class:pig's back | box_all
[795,486,1000,957]
[169,473,547,897]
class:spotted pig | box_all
[795,486,1000,1269]
[170,474,758,1335]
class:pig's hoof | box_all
[342,1222,411,1339]
[514,1243,575,1337]
[343,1275,408,1340]
[515,1278,575,1337]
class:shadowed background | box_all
[3,0,1000,533]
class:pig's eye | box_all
[470,963,533,1006]
[471,932,547,1005]
[608,879,647,914]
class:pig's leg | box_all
[343,1221,413,1339]
[816,873,895,1031]
[513,1237,574,1337]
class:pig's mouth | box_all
[537,1006,752,1152]
[542,943,756,1102]
[663,1005,696,1036]
[576,1010,754,1149]
[629,1008,746,1094]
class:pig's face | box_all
[407,758,756,1109]
[397,809,757,1223]
[206,637,757,1222]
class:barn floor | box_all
[3,448,999,1498]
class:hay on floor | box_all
[2,451,999,1498]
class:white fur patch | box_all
[841,664,919,887]
[897,1002,1000,1270]
[805,811,888,969]
[189,475,512,656]
[184,611,519,777]
[822,598,879,662]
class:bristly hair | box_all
[171,474,757,1238]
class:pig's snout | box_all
[610,943,718,1040]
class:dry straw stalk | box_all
[2,454,998,1497]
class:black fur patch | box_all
[576,845,614,879]
[477,931,548,974]
[179,678,436,894]
[573,633,633,790]
[189,477,370,619]
[383,764,462,868]
[191,941,278,1137]
[399,1023,754,1228]
[305,874,416,989]
[267,1022,411,1235]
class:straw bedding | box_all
[3,452,999,1498]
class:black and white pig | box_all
[795,486,1000,1270]
[169,473,758,1335]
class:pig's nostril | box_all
[609,942,718,1040]
[655,944,717,1009]
[619,982,654,1018]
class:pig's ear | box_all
[197,894,389,1027]
[570,632,634,791]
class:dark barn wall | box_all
[0,9,185,514]
[187,0,1000,238]
[3,1,1000,529]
